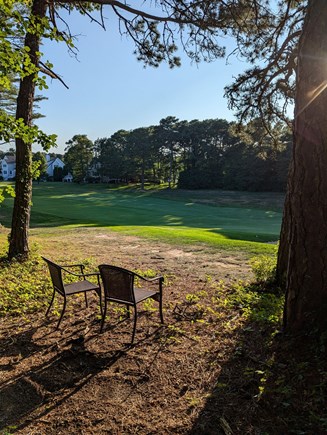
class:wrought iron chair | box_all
[98,264,164,343]
[42,257,102,329]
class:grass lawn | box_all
[1,183,282,255]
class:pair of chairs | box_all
[42,257,164,344]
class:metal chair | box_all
[98,264,164,343]
[42,257,102,329]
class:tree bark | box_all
[282,0,327,331]
[276,149,293,286]
[8,0,47,260]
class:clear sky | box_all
[35,8,247,154]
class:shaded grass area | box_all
[135,184,286,212]
[0,183,281,255]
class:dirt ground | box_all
[0,229,279,435]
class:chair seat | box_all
[134,287,158,303]
[64,279,100,295]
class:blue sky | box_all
[36,9,247,154]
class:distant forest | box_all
[1,116,292,192]
[93,116,291,192]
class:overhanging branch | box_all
[39,61,69,89]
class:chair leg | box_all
[159,296,164,324]
[131,306,138,344]
[98,290,103,318]
[56,296,67,329]
[100,299,107,333]
[46,289,56,317]
[84,292,88,308]
[126,304,130,318]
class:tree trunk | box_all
[282,0,327,331]
[276,153,293,286]
[8,0,47,260]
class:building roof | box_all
[47,157,64,168]
[3,155,16,164]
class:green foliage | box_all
[53,166,65,181]
[0,184,15,206]
[32,151,47,180]
[250,251,277,284]
[222,280,283,325]
[215,251,282,326]
[64,135,94,182]
[0,112,57,150]
[95,117,291,192]
[0,1,58,150]
[0,426,17,435]
[0,245,51,316]
[214,279,281,326]
[133,268,159,279]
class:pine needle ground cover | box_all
[1,186,325,434]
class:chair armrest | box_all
[83,272,101,287]
[61,263,85,267]
[61,263,85,271]
[83,272,101,278]
[61,267,100,280]
[134,272,164,283]
[146,276,164,283]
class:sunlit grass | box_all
[109,226,276,254]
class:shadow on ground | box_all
[189,328,327,434]
[0,328,125,431]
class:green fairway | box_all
[0,183,282,253]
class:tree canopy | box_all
[93,117,291,191]
[64,134,94,182]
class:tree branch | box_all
[39,61,69,89]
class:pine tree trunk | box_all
[8,0,47,260]
[282,0,327,331]
[276,157,293,286]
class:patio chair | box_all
[42,257,102,329]
[98,264,164,343]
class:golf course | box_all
[1,183,283,254]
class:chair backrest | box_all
[98,265,135,303]
[42,257,65,295]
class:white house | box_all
[1,155,16,180]
[46,155,65,177]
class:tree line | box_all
[65,116,291,192]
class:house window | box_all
[3,171,7,174]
